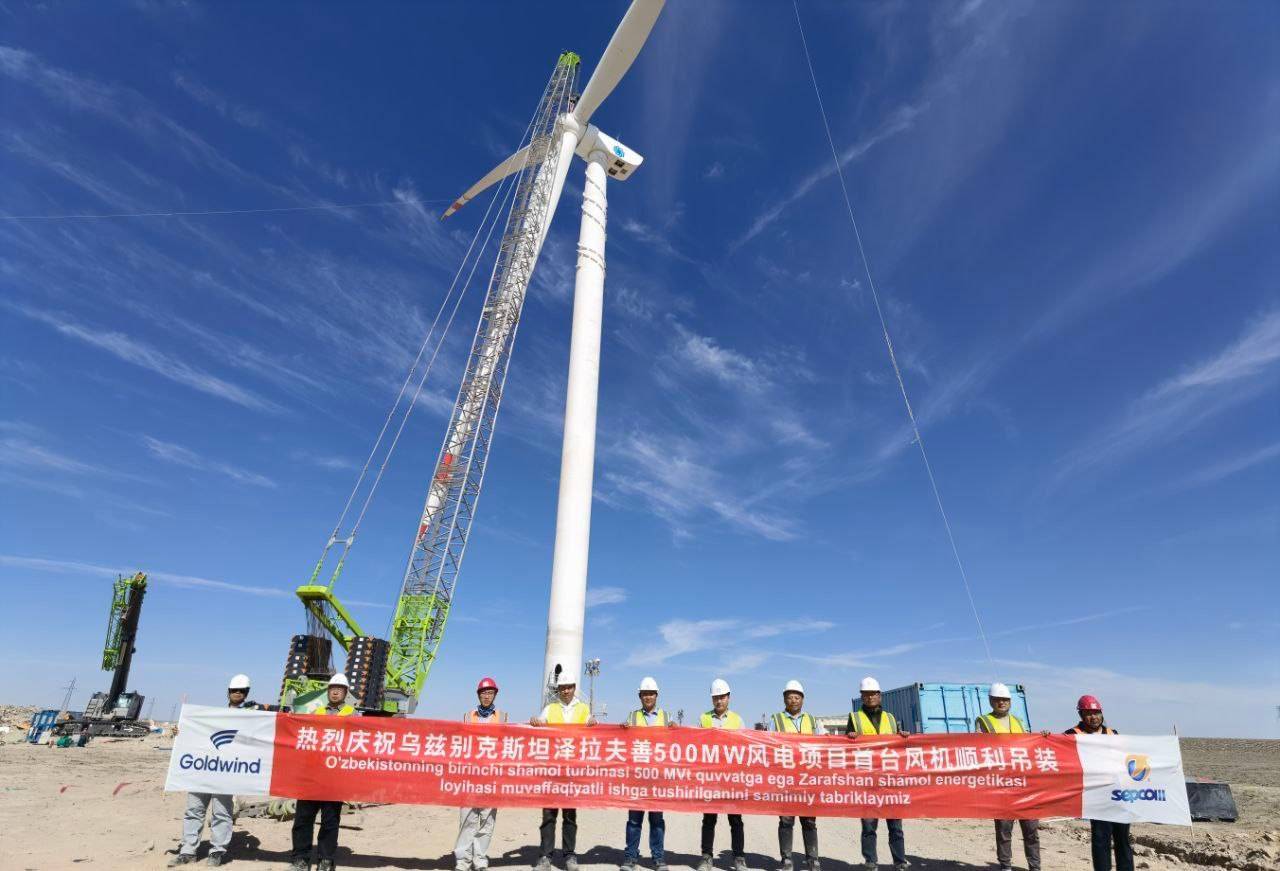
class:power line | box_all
[792,0,995,671]
[0,198,450,221]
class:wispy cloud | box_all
[172,71,264,128]
[625,616,835,666]
[1173,441,1280,491]
[1057,309,1280,483]
[1,437,115,477]
[0,554,288,598]
[734,103,924,249]
[586,586,628,608]
[703,162,725,180]
[143,436,276,488]
[6,304,283,413]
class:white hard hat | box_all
[638,676,659,693]
[989,682,1011,699]
[710,678,731,697]
[228,674,251,690]
[556,675,577,688]
[860,676,881,693]
[783,679,805,696]
[328,673,351,689]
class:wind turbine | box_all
[443,0,665,700]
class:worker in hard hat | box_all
[531,676,597,871]
[290,673,356,871]
[770,680,824,871]
[454,677,508,871]
[699,678,746,871]
[976,683,1040,871]
[846,677,908,871]
[618,677,673,871]
[168,674,266,867]
[1066,696,1131,871]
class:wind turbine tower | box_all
[443,0,665,701]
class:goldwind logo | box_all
[1125,754,1151,782]
[210,729,238,750]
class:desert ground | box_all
[1,718,1276,871]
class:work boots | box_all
[697,856,714,871]
[167,855,195,867]
[565,856,579,871]
[317,861,335,871]
[533,859,552,871]
[289,859,310,871]
[734,859,749,871]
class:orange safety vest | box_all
[466,709,508,724]
[1066,724,1117,735]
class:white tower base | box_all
[541,150,609,698]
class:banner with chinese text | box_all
[165,706,1190,825]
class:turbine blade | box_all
[442,145,538,219]
[572,0,666,126]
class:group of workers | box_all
[171,673,1134,871]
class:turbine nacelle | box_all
[575,124,643,179]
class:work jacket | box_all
[1065,723,1117,735]
[976,713,1025,734]
[848,708,898,735]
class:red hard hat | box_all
[476,677,499,693]
[1077,694,1102,713]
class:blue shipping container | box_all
[873,683,1032,734]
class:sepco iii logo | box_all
[1125,754,1151,782]
[1111,754,1164,803]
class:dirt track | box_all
[0,736,1276,870]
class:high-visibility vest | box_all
[977,713,1025,734]
[466,709,508,724]
[314,704,356,717]
[630,708,669,726]
[543,701,591,724]
[772,711,816,734]
[849,709,898,735]
[1066,724,1117,735]
[700,710,744,729]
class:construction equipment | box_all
[55,572,151,738]
[278,48,582,715]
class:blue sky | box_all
[2,1,1277,737]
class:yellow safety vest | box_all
[314,704,356,717]
[977,713,1025,734]
[850,709,898,735]
[772,711,816,734]
[630,708,669,726]
[700,710,744,729]
[543,701,591,725]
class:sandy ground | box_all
[1,735,1277,871]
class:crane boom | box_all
[381,54,580,711]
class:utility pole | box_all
[145,698,156,721]
[584,658,601,715]
[56,676,75,717]
[677,708,684,725]
[169,703,178,723]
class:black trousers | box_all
[1090,820,1134,871]
[540,808,577,858]
[292,799,342,862]
[701,813,745,858]
[778,816,818,863]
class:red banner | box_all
[270,716,1083,819]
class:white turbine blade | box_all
[572,0,666,126]
[441,145,537,219]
